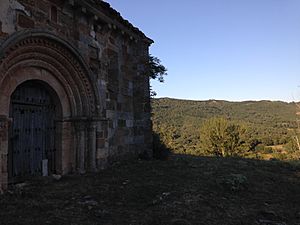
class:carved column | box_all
[77,122,86,174]
[96,120,109,170]
[0,116,10,191]
[88,122,97,172]
[58,121,74,175]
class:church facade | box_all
[0,0,153,190]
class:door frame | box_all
[0,67,75,182]
[8,80,62,182]
[0,31,100,191]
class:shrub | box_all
[153,132,170,160]
[200,117,246,157]
[218,173,248,192]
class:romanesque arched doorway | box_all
[8,80,62,181]
[0,30,101,190]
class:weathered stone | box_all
[18,14,35,28]
[0,0,153,191]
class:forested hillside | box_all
[152,98,299,159]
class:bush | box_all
[261,147,273,154]
[285,139,299,153]
[261,137,274,146]
[218,173,248,192]
[153,132,170,160]
[200,117,246,157]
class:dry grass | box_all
[1,155,300,225]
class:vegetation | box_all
[152,98,299,160]
[148,55,167,96]
[2,99,300,225]
[1,155,300,225]
[148,55,167,82]
[200,117,246,157]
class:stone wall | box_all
[0,0,153,189]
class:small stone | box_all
[171,219,191,225]
[15,183,28,189]
[83,195,92,200]
[52,174,62,181]
[257,219,286,225]
[122,179,130,185]
[260,210,277,218]
[96,209,110,218]
[79,199,99,206]
[86,200,98,206]
[162,192,171,197]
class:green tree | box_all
[148,55,167,82]
[200,117,246,157]
[148,55,167,96]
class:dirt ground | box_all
[1,155,300,225]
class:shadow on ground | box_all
[1,151,300,224]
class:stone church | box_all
[0,0,153,190]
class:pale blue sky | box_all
[108,0,300,102]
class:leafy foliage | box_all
[152,98,299,159]
[200,117,246,157]
[148,55,167,97]
[148,55,167,82]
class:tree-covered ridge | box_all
[153,98,297,125]
[152,98,299,158]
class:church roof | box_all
[82,0,153,44]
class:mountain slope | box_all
[152,98,298,155]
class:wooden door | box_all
[9,81,57,180]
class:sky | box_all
[107,0,300,102]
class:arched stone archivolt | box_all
[0,67,70,117]
[0,30,101,190]
[0,30,100,117]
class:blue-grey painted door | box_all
[9,81,57,179]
